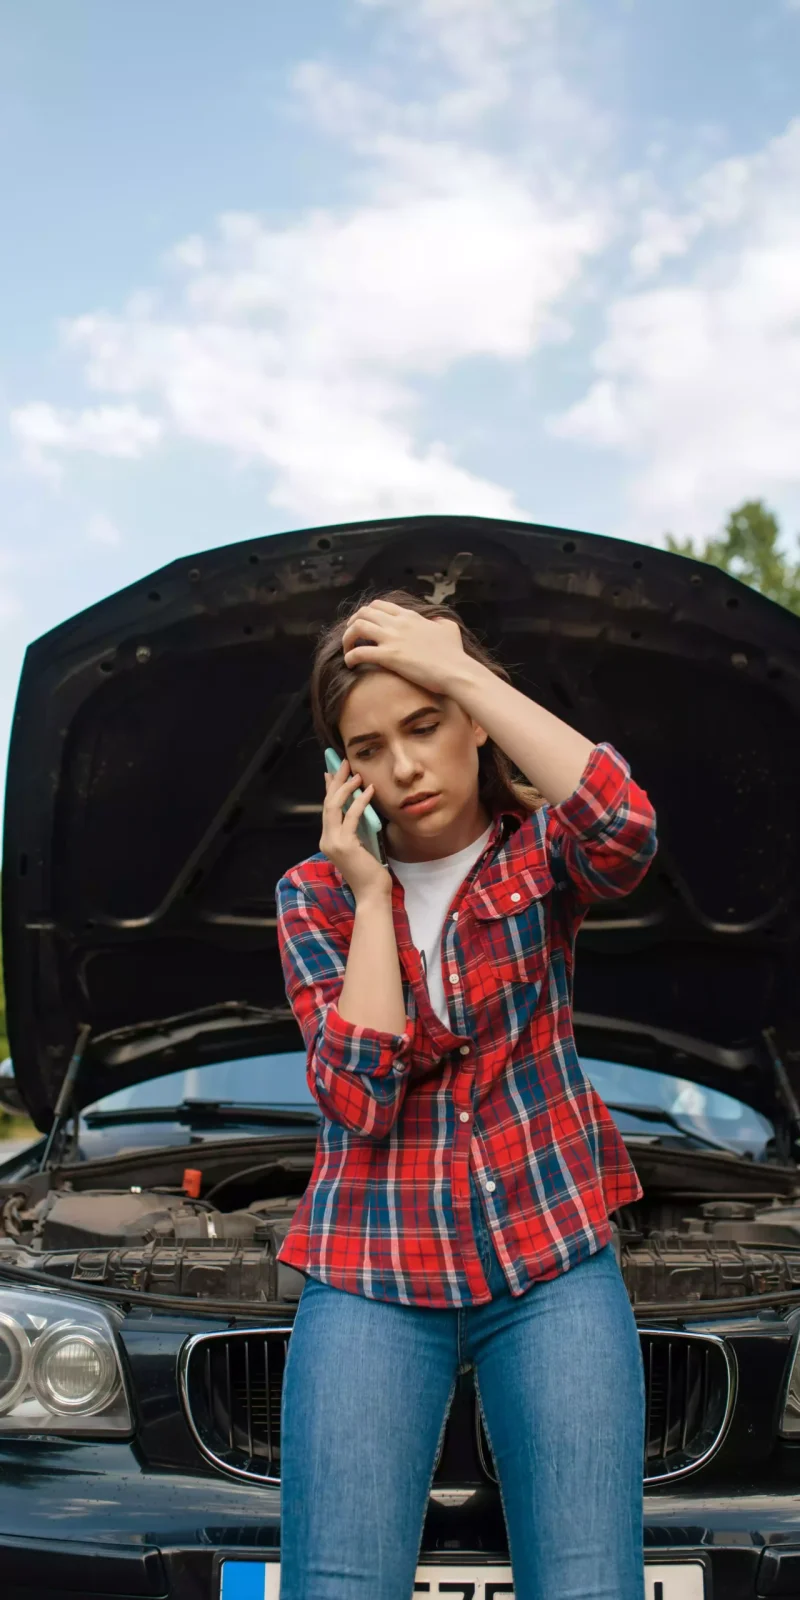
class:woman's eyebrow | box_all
[344,702,442,749]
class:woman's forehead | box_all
[340,672,445,736]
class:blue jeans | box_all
[279,1175,645,1600]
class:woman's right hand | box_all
[320,760,391,903]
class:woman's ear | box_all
[473,724,489,749]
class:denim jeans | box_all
[279,1174,645,1600]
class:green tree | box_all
[665,499,800,615]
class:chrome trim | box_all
[639,1328,737,1486]
[475,1326,737,1488]
[183,1323,737,1491]
[178,1324,293,1485]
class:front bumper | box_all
[2,1300,799,1597]
[4,1446,800,1600]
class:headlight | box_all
[0,1287,132,1434]
[0,1311,31,1410]
[780,1317,800,1436]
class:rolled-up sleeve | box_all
[275,871,413,1139]
[547,742,657,903]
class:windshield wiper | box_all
[604,1102,743,1156]
[82,1099,320,1128]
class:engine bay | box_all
[0,1180,309,1302]
[3,1139,800,1309]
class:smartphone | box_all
[324,747,387,866]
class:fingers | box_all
[324,767,359,802]
[342,781,374,823]
[342,609,385,643]
[352,600,401,619]
[323,763,367,816]
[320,762,375,859]
[338,784,375,846]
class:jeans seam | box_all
[410,1373,458,1572]
[473,1372,518,1580]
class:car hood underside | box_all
[2,513,800,1129]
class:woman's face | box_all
[337,668,490,861]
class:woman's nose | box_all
[391,750,421,781]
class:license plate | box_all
[219,1557,706,1599]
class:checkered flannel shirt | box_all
[274,742,657,1307]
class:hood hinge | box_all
[39,1022,92,1171]
[763,1026,800,1163]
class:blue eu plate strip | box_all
[220,1561,278,1600]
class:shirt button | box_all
[451,911,459,921]
[485,1180,496,1193]
[459,1111,470,1123]
[510,892,521,903]
[459,1045,470,1056]
[449,974,459,985]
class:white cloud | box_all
[86,512,123,547]
[629,208,705,280]
[10,402,162,475]
[356,0,556,106]
[297,0,606,153]
[32,125,605,520]
[8,0,613,524]
[8,0,617,523]
[550,119,800,540]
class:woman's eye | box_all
[352,726,437,761]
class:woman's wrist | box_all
[438,652,493,709]
[440,652,594,804]
[354,882,393,914]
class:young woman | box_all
[275,589,657,1600]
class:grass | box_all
[0,1111,36,1141]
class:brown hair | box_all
[309,587,544,818]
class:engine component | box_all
[622,1235,800,1304]
[3,1189,271,1251]
[0,1240,308,1304]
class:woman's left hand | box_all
[341,601,468,695]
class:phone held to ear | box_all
[324,747,388,867]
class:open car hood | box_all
[3,514,800,1132]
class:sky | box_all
[1,0,800,811]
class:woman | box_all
[275,589,657,1600]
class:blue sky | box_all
[2,0,800,810]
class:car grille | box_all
[640,1330,734,1482]
[181,1326,733,1487]
[180,1328,290,1483]
[478,1330,734,1487]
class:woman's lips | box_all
[401,793,440,816]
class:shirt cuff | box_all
[551,742,631,843]
[323,1002,414,1076]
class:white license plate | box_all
[219,1557,706,1599]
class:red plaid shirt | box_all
[275,743,656,1307]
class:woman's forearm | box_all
[443,656,595,805]
[336,891,408,1035]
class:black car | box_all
[2,513,800,1600]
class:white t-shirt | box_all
[387,823,493,1025]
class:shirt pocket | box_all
[468,866,555,984]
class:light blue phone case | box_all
[324,747,387,866]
